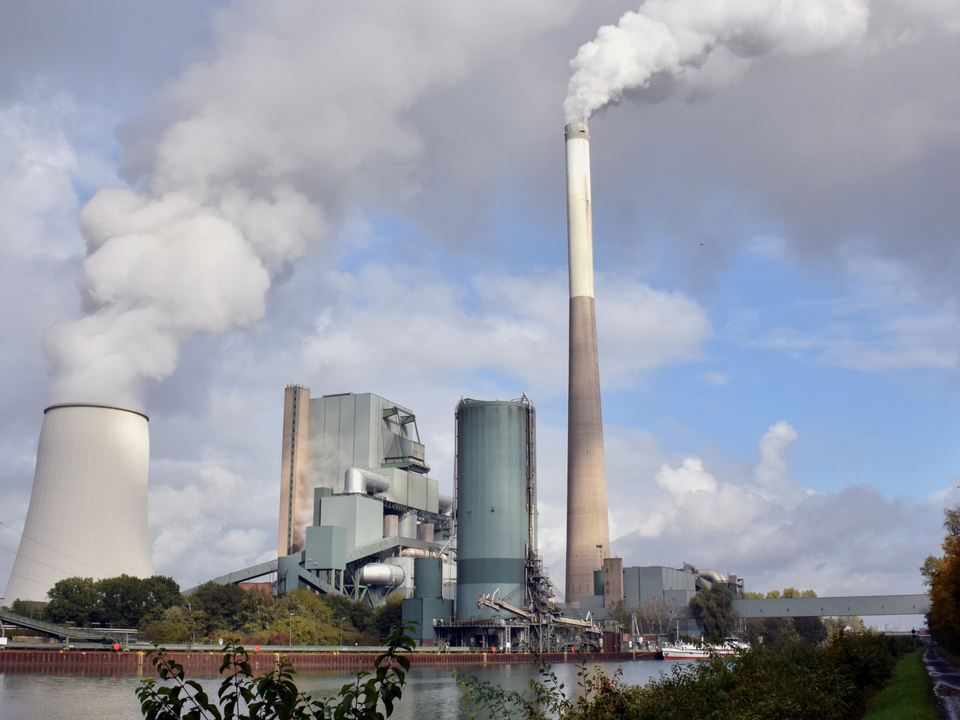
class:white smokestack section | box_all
[564,122,610,605]
[565,122,595,300]
[3,404,153,602]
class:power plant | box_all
[2,122,628,643]
[4,403,154,603]
[2,122,752,648]
[209,384,729,648]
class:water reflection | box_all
[0,659,690,720]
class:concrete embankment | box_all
[0,649,657,676]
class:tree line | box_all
[922,501,960,653]
[6,575,401,646]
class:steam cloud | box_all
[42,1,563,410]
[564,0,870,122]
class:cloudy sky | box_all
[1,0,958,614]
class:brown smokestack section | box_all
[564,121,610,605]
[278,384,310,556]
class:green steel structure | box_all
[455,397,535,621]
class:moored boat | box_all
[660,626,749,660]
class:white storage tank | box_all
[3,403,154,602]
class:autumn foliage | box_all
[922,503,960,653]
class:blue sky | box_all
[1,1,959,615]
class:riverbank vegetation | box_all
[9,575,401,646]
[460,631,914,720]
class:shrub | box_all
[460,631,906,720]
[136,622,415,720]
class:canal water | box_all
[0,659,691,720]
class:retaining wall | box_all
[0,649,657,676]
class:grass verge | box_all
[862,649,940,720]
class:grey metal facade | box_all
[455,398,533,620]
[733,595,930,618]
[622,565,698,607]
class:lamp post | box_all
[289,612,294,647]
[339,617,345,647]
[178,601,195,644]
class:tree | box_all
[44,577,101,626]
[373,592,404,639]
[98,574,183,628]
[191,582,253,635]
[794,616,828,645]
[923,502,960,652]
[606,599,633,630]
[689,583,739,639]
[636,595,683,634]
[823,616,866,635]
[139,606,195,644]
[746,617,793,646]
[10,598,44,620]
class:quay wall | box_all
[0,649,657,676]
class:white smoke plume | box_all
[564,0,870,122]
[43,1,566,410]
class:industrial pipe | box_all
[344,467,390,495]
[357,563,405,586]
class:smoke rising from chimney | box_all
[564,0,870,123]
[41,1,564,410]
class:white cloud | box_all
[609,420,951,596]
[301,264,711,399]
[149,459,277,587]
[0,99,82,260]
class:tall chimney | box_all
[564,121,610,606]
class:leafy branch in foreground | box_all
[136,622,416,720]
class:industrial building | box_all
[579,561,746,637]
[4,403,154,603]
[205,388,603,649]
[272,389,455,614]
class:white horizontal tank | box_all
[3,403,154,602]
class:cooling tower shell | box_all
[3,403,154,603]
[455,398,534,620]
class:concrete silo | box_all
[3,403,154,603]
[455,397,535,620]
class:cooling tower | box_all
[564,121,610,605]
[3,403,154,603]
[455,397,535,620]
